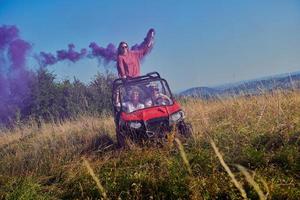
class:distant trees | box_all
[0,68,117,126]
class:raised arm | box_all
[134,29,155,59]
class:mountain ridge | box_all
[180,71,300,98]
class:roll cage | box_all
[112,72,174,113]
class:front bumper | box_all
[120,117,175,139]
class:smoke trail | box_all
[37,44,87,67]
[0,25,32,123]
[37,42,115,67]
[37,28,155,67]
[88,42,117,64]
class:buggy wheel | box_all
[178,121,193,137]
[116,130,126,148]
[117,129,140,148]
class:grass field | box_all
[0,90,300,199]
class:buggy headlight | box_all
[170,111,184,123]
[129,122,142,129]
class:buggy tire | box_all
[178,121,193,137]
[116,130,126,148]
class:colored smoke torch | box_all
[131,28,155,52]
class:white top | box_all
[122,102,145,113]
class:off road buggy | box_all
[112,72,192,147]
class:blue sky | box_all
[1,0,300,91]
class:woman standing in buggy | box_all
[116,29,155,79]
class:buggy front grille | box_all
[146,117,170,134]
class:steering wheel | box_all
[155,95,172,105]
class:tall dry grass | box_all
[0,90,300,199]
[0,114,115,176]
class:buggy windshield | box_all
[114,80,173,113]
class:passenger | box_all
[116,88,145,113]
[117,29,155,79]
[145,84,172,107]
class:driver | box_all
[116,87,145,113]
[145,83,172,107]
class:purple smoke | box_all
[37,28,155,67]
[37,44,87,67]
[88,42,117,64]
[0,25,32,123]
[57,44,87,62]
[0,25,19,49]
[8,39,31,69]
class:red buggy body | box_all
[112,72,191,147]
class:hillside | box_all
[0,90,300,199]
[180,72,300,98]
